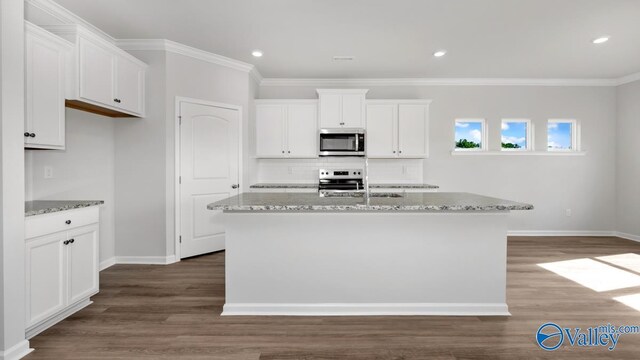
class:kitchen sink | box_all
[320,191,403,198]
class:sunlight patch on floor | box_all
[614,293,640,312]
[538,258,640,292]
[597,253,640,274]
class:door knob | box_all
[231,184,239,189]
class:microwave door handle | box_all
[355,135,359,152]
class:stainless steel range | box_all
[318,169,364,197]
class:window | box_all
[548,119,578,151]
[454,119,486,151]
[501,119,531,151]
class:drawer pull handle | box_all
[65,220,71,225]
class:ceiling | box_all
[50,0,640,79]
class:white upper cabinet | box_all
[115,55,144,115]
[24,22,72,150]
[366,100,431,158]
[317,89,368,128]
[43,24,147,118]
[366,104,398,157]
[255,100,318,158]
[78,37,114,106]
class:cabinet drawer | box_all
[25,206,99,239]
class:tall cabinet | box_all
[366,100,431,158]
[255,100,318,158]
[24,22,72,150]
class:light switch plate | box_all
[44,166,53,179]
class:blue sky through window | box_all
[501,121,527,149]
[455,121,483,148]
[548,122,572,150]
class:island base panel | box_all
[223,212,509,316]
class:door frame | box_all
[174,96,243,261]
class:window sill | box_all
[451,150,586,156]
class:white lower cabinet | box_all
[25,206,100,339]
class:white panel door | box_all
[67,225,99,304]
[25,232,66,327]
[180,102,240,258]
[255,104,285,157]
[78,37,114,106]
[25,30,66,148]
[341,94,364,128]
[286,104,317,158]
[398,104,427,158]
[114,55,143,115]
[366,104,397,158]
[319,93,342,128]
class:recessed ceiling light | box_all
[252,50,263,57]
[433,50,447,57]
[592,36,609,44]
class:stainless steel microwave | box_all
[319,129,365,157]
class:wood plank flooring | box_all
[25,236,640,359]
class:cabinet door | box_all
[341,94,364,128]
[78,37,114,106]
[319,94,342,128]
[67,225,99,305]
[366,104,397,158]
[25,232,67,327]
[287,104,318,158]
[256,104,286,157]
[398,104,428,158]
[115,55,144,115]
[25,30,66,149]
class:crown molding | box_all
[117,39,262,78]
[615,72,640,86]
[25,0,115,44]
[260,77,621,87]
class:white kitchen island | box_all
[208,192,533,316]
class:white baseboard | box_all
[26,299,92,340]
[222,303,510,316]
[0,340,32,360]
[99,257,116,271]
[114,255,177,265]
[615,231,640,242]
[507,230,616,237]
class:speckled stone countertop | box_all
[250,183,440,189]
[25,200,104,217]
[207,192,533,212]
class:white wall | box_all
[27,109,116,265]
[0,0,29,357]
[113,50,254,259]
[259,85,618,233]
[616,80,640,238]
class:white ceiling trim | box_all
[26,0,115,44]
[259,77,620,87]
[616,72,640,86]
[116,39,263,81]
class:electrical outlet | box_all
[565,209,572,217]
[44,166,53,179]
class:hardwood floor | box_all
[25,236,640,359]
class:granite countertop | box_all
[250,183,440,189]
[207,192,533,212]
[25,200,104,217]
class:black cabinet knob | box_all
[24,132,30,137]
[114,98,121,103]
[65,220,71,225]
[29,133,36,138]
[69,239,75,244]
[63,240,69,245]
